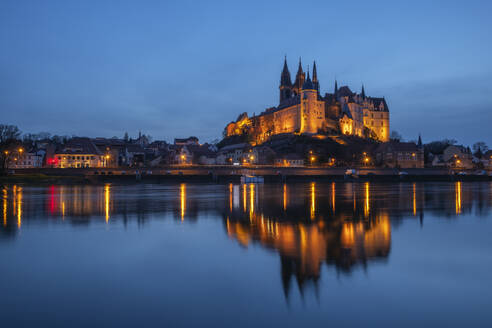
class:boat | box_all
[240,175,264,184]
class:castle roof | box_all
[337,86,354,97]
[56,137,102,155]
[367,97,389,111]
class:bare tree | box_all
[0,124,21,143]
[473,142,488,158]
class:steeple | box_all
[293,57,306,94]
[361,84,366,99]
[418,134,423,148]
[334,79,338,97]
[312,61,318,82]
[312,61,319,92]
[296,57,303,76]
[279,56,293,104]
[280,56,292,86]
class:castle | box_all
[225,58,390,143]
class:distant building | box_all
[174,136,199,146]
[443,145,473,169]
[216,143,249,164]
[10,149,45,168]
[375,142,424,168]
[53,138,107,168]
[484,150,492,170]
[274,153,305,167]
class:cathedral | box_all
[225,58,390,144]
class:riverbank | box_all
[1,171,491,184]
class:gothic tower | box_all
[279,56,292,104]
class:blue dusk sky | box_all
[1,0,491,145]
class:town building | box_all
[375,142,424,168]
[484,150,492,170]
[225,58,390,144]
[9,149,45,168]
[274,153,305,167]
[52,138,108,168]
[442,145,473,169]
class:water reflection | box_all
[1,182,492,299]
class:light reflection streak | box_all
[17,187,22,228]
[13,185,17,216]
[3,188,7,226]
[180,183,186,220]
[413,183,417,216]
[105,184,110,222]
[243,184,247,213]
[310,182,316,220]
[283,184,287,211]
[364,182,370,218]
[455,181,462,215]
[249,183,255,220]
[229,183,233,212]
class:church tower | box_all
[279,56,292,104]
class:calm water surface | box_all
[1,182,491,327]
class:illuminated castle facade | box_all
[225,58,390,143]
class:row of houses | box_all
[6,135,492,170]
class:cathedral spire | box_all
[297,57,303,75]
[361,84,366,98]
[334,79,338,96]
[280,56,292,86]
[418,134,423,148]
[312,61,319,93]
[293,57,306,94]
[312,61,318,82]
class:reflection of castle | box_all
[224,183,392,297]
[225,58,390,144]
